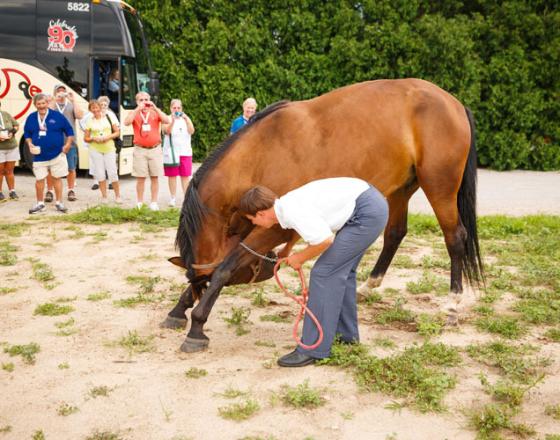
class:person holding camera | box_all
[45,84,83,203]
[123,91,170,210]
[162,99,195,207]
[0,100,20,202]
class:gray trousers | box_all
[297,186,388,358]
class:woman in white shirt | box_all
[162,99,195,207]
[239,178,388,367]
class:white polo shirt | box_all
[274,177,370,245]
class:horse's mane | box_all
[175,100,290,278]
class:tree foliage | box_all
[134,0,559,169]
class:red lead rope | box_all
[273,260,324,350]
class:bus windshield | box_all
[123,9,150,94]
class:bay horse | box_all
[165,78,483,353]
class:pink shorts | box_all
[164,156,192,177]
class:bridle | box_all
[190,241,278,283]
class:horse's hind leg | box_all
[358,184,418,300]
[160,285,195,329]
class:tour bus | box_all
[0,0,160,174]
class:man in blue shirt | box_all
[229,97,257,134]
[24,93,74,214]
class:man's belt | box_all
[134,144,161,149]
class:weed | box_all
[58,362,69,369]
[32,430,45,440]
[218,386,249,399]
[0,241,18,266]
[0,425,11,433]
[468,403,514,439]
[85,430,124,440]
[392,254,416,269]
[126,275,161,295]
[364,291,383,304]
[29,259,55,283]
[34,303,74,316]
[473,305,495,316]
[55,318,75,328]
[2,362,14,372]
[224,307,251,336]
[406,271,447,295]
[544,328,560,342]
[513,289,560,324]
[416,313,445,338]
[89,386,112,398]
[0,287,18,295]
[420,255,449,270]
[372,337,396,349]
[0,222,28,237]
[546,436,560,440]
[340,411,354,420]
[260,313,290,324]
[375,299,415,325]
[545,404,560,420]
[254,340,276,348]
[4,342,40,364]
[57,402,79,416]
[117,331,155,354]
[278,380,326,409]
[115,276,164,307]
[475,315,527,339]
[87,291,112,301]
[64,205,179,228]
[251,288,269,307]
[479,374,534,408]
[218,398,260,421]
[184,368,207,379]
[383,287,400,296]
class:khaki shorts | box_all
[33,153,69,180]
[132,145,163,177]
[0,147,20,163]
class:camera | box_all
[174,111,183,117]
[144,102,152,107]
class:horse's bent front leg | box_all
[160,285,195,329]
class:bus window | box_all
[123,10,151,93]
[121,57,138,109]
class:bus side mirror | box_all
[149,72,160,100]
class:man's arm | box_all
[154,105,170,124]
[283,236,334,270]
[124,106,141,126]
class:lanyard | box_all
[140,110,150,125]
[56,101,67,114]
[38,109,49,129]
[0,112,4,129]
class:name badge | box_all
[142,123,151,132]
[39,130,47,137]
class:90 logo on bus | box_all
[47,19,79,52]
[67,2,90,12]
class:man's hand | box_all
[282,253,306,270]
[62,144,71,154]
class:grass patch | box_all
[218,386,249,399]
[0,286,18,295]
[513,289,560,325]
[0,241,18,266]
[322,341,460,412]
[278,380,326,409]
[2,362,14,372]
[544,328,560,342]
[392,254,416,269]
[184,367,207,379]
[64,205,179,228]
[420,255,449,270]
[57,402,79,416]
[260,312,290,324]
[371,337,396,349]
[32,430,45,440]
[34,302,74,316]
[363,291,383,304]
[545,404,560,420]
[117,331,155,354]
[416,313,445,338]
[0,222,28,237]
[475,315,527,339]
[218,398,260,421]
[251,288,270,307]
[85,430,124,440]
[4,342,40,364]
[254,340,276,348]
[0,425,11,433]
[375,299,415,325]
[29,259,55,283]
[87,291,112,301]
[58,362,69,369]
[115,276,164,307]
[223,307,251,336]
[89,386,112,398]
[406,271,447,295]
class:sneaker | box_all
[108,182,114,190]
[0,192,5,203]
[29,203,46,214]
[136,202,144,209]
[67,189,77,201]
[55,202,68,213]
[9,190,18,200]
[168,198,176,207]
[149,202,159,211]
[45,191,54,203]
[91,183,99,190]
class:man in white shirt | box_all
[239,177,388,367]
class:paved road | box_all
[1,168,559,221]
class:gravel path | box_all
[1,168,559,220]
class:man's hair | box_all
[243,97,257,108]
[33,93,48,105]
[97,96,110,105]
[239,186,278,216]
[135,91,150,101]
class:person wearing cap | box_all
[123,91,170,211]
[44,84,84,203]
[230,97,257,134]
[24,93,74,214]
[0,100,20,202]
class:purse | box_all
[106,115,123,153]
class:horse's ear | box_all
[168,256,186,269]
[227,210,253,238]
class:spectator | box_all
[230,97,257,134]
[0,101,20,201]
[107,69,120,115]
[45,84,84,203]
[98,96,119,190]
[24,93,74,214]
[123,91,170,210]
[84,100,121,204]
[162,99,195,207]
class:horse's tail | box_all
[458,107,484,287]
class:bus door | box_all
[90,57,119,115]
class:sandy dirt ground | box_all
[0,168,559,440]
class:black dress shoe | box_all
[277,349,317,368]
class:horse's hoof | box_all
[180,337,209,353]
[160,316,188,329]
[446,314,459,327]
[357,277,383,302]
